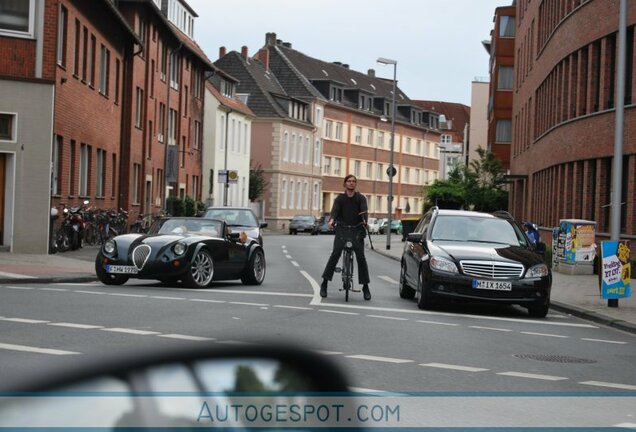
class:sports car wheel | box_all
[399,261,415,299]
[241,249,266,285]
[95,260,129,286]
[183,249,214,288]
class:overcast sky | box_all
[186,0,513,107]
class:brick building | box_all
[509,0,636,241]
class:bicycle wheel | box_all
[343,249,352,302]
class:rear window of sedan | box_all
[204,209,258,227]
[292,216,315,222]
[431,215,527,246]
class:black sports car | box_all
[95,217,266,288]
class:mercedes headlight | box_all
[104,240,116,254]
[173,242,187,256]
[526,263,549,278]
[430,256,458,273]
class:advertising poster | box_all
[600,240,631,299]
[560,220,596,264]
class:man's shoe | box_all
[320,280,328,298]
[362,284,371,301]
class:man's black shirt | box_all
[330,192,368,226]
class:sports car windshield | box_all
[204,209,258,227]
[431,215,528,246]
[151,218,224,238]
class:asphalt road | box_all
[1,233,635,426]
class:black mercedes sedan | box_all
[95,217,265,288]
[399,208,551,317]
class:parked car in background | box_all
[379,219,402,234]
[399,207,551,317]
[204,207,267,246]
[316,216,334,234]
[367,217,380,234]
[289,215,318,235]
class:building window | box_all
[135,87,144,128]
[160,43,167,81]
[283,131,289,161]
[354,160,360,177]
[366,162,372,178]
[81,27,88,81]
[281,179,287,209]
[354,126,362,143]
[325,120,333,138]
[99,45,110,95]
[158,103,165,142]
[314,139,321,167]
[404,167,410,184]
[367,129,374,145]
[499,16,516,37]
[377,132,384,148]
[114,59,120,103]
[52,136,62,195]
[156,168,163,204]
[56,5,68,66]
[334,158,342,176]
[335,122,343,140]
[168,108,177,145]
[169,51,180,89]
[132,163,140,203]
[289,180,295,209]
[441,134,452,144]
[303,181,309,209]
[376,163,383,180]
[498,66,513,90]
[312,183,319,210]
[290,134,296,163]
[193,120,201,150]
[73,19,80,75]
[96,149,105,197]
[297,181,302,210]
[88,34,96,86]
[495,119,512,142]
[0,113,15,141]
[405,138,411,153]
[0,0,35,37]
[79,143,90,197]
[323,156,331,175]
[315,108,322,127]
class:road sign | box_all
[227,170,239,184]
[218,170,228,183]
[386,166,397,177]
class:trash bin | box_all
[401,217,421,241]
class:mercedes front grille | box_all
[460,260,524,279]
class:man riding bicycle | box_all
[320,174,371,300]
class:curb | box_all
[368,246,636,335]
[0,276,98,285]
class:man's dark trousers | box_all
[321,227,370,284]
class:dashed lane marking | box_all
[5,286,34,290]
[75,290,106,295]
[0,272,36,279]
[520,331,569,338]
[497,372,568,381]
[189,298,226,303]
[39,288,68,292]
[416,320,460,326]
[319,309,359,316]
[107,293,148,298]
[149,296,186,301]
[579,381,636,391]
[100,328,161,336]
[291,261,300,267]
[0,342,80,355]
[315,350,343,356]
[378,275,398,284]
[47,322,104,329]
[285,255,292,259]
[419,363,489,372]
[612,423,636,429]
[0,317,50,324]
[367,314,408,321]
[230,301,269,307]
[274,305,313,311]
[468,325,512,332]
[158,334,215,341]
[346,354,413,364]
[181,288,313,298]
[581,338,627,345]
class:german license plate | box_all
[472,280,512,291]
[106,265,138,274]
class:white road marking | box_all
[189,298,226,303]
[274,305,313,311]
[291,261,300,267]
[317,302,597,328]
[346,354,413,364]
[39,288,68,292]
[217,340,255,345]
[613,423,636,429]
[230,301,269,307]
[315,350,343,356]
[182,288,313,298]
[55,282,102,286]
[497,372,568,381]
[5,286,34,290]
[75,290,106,295]
[150,296,186,300]
[107,293,148,298]
[420,363,489,372]
[367,314,408,321]
[469,325,512,332]
[0,317,50,324]
[579,381,636,391]
[158,334,214,341]
[581,338,627,345]
[547,314,569,319]
[350,387,388,393]
[520,331,569,338]
[319,309,359,316]
[378,275,398,284]
[0,342,80,355]
[100,328,161,336]
[286,255,292,259]
[0,272,36,279]
[47,322,104,329]
[301,270,324,305]
[416,320,460,326]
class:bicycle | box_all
[333,223,364,302]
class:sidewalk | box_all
[366,234,636,335]
[0,239,634,335]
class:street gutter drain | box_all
[513,354,597,364]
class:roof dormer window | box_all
[330,86,343,103]
[220,79,234,97]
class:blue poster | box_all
[600,241,631,299]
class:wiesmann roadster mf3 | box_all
[95,217,266,288]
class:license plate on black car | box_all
[472,280,512,291]
[106,265,138,274]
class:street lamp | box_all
[377,57,397,250]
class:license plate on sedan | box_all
[472,280,512,291]
[106,265,138,274]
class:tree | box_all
[249,162,270,202]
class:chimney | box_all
[219,46,226,59]
[265,32,277,46]
[333,61,342,66]
[258,48,269,70]
[282,42,292,48]
[276,39,282,45]
[342,64,349,69]
[368,68,375,78]
[241,46,248,58]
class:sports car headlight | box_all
[173,242,187,256]
[430,256,458,273]
[526,263,549,278]
[103,240,116,254]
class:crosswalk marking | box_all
[0,342,80,355]
[419,363,489,372]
